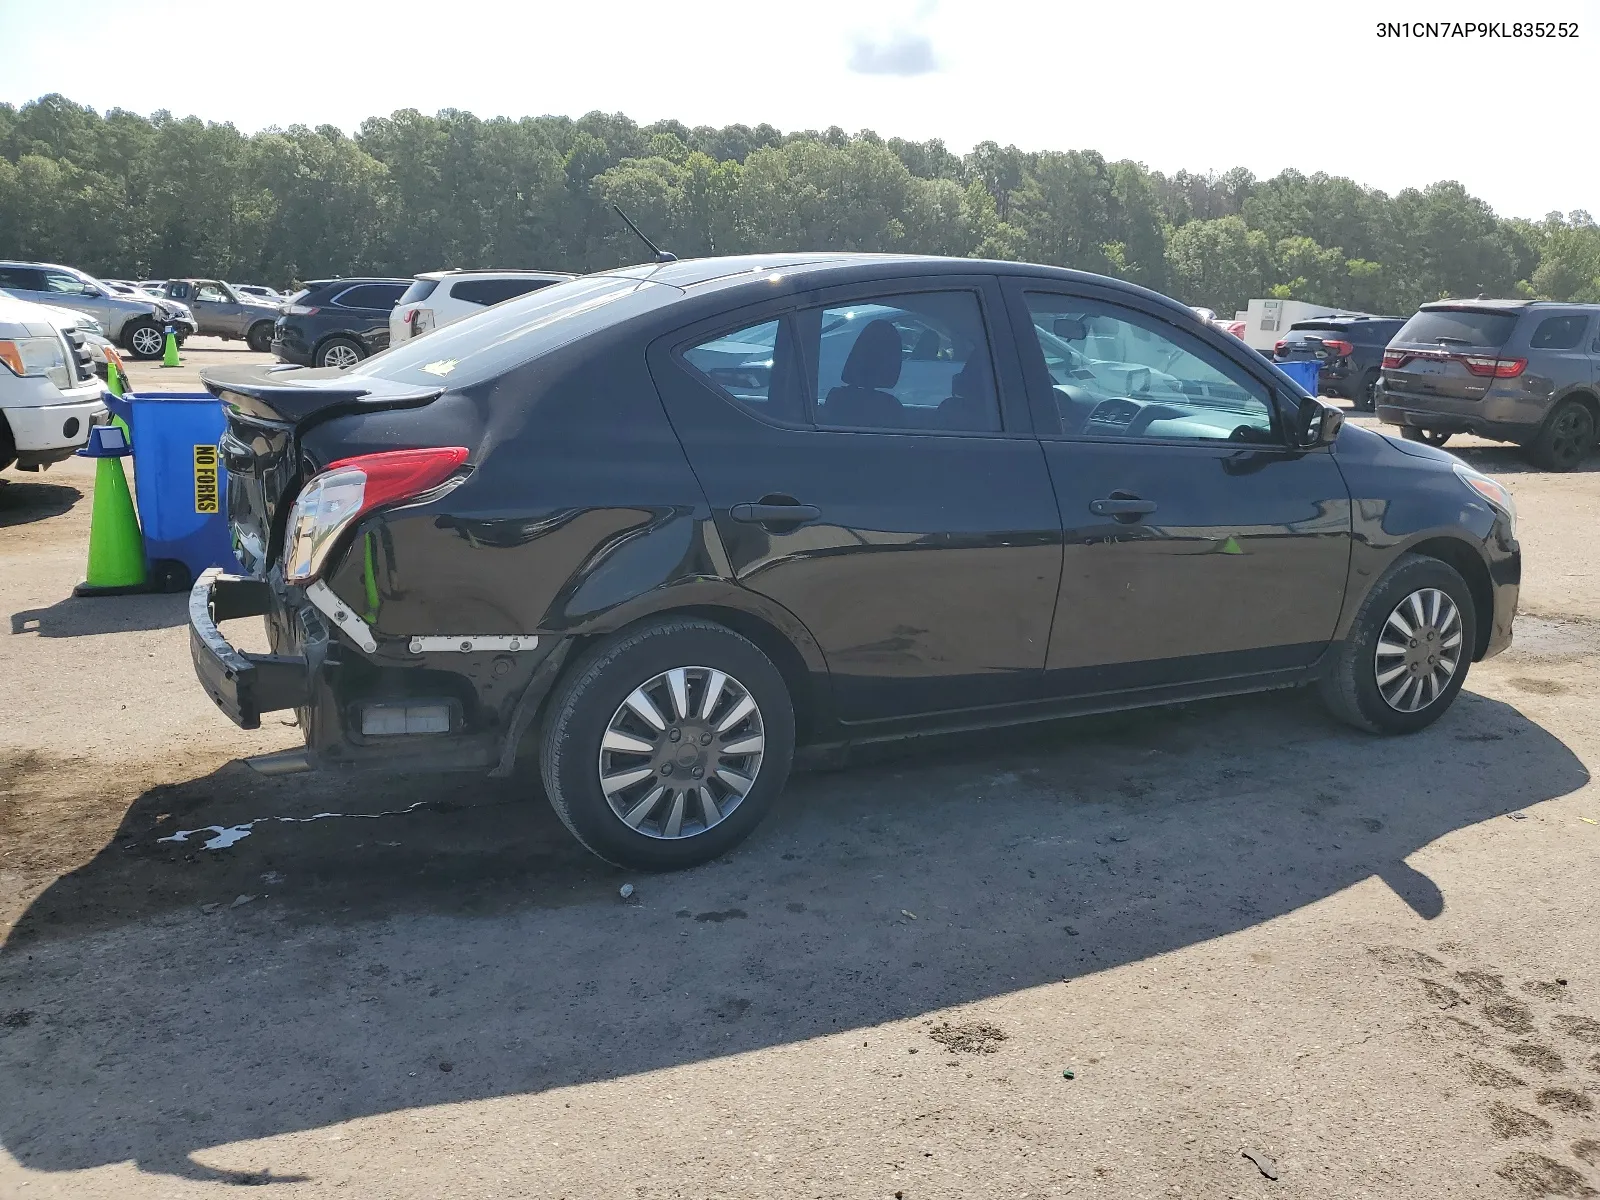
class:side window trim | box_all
[1004,278,1295,448]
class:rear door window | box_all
[1396,309,1517,348]
[333,284,404,310]
[808,291,1001,433]
[451,278,557,306]
[0,267,45,291]
[1529,314,1590,350]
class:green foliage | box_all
[0,94,1579,314]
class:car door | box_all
[1002,279,1352,696]
[650,276,1062,725]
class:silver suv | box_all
[0,261,198,360]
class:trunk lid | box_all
[1382,306,1520,404]
[203,365,443,573]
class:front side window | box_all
[197,283,228,303]
[810,291,999,433]
[43,270,93,296]
[1025,293,1276,443]
[1529,314,1589,350]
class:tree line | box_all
[3,93,1598,318]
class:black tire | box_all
[313,337,364,369]
[122,318,165,360]
[246,321,274,354]
[1319,552,1476,735]
[1355,369,1379,413]
[1528,398,1595,472]
[1401,426,1452,448]
[539,617,796,871]
[0,415,15,472]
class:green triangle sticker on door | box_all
[1219,535,1244,555]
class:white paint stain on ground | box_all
[158,801,429,850]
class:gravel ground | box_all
[2,354,1598,1198]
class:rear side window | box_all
[682,320,805,423]
[810,291,1000,433]
[398,279,440,305]
[1529,314,1589,350]
[0,267,45,290]
[347,275,680,389]
[450,278,557,307]
[1396,308,1517,348]
[333,283,404,310]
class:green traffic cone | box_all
[159,325,181,368]
[73,426,148,596]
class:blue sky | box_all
[4,0,1596,220]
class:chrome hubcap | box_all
[131,327,162,354]
[322,344,359,369]
[597,666,764,840]
[1375,588,1462,712]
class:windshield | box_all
[1396,308,1517,348]
[346,274,681,388]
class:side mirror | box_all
[1053,317,1087,341]
[1294,395,1344,449]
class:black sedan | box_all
[271,277,410,368]
[193,254,1521,870]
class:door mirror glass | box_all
[1295,395,1344,449]
[1053,316,1087,341]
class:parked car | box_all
[1274,315,1406,411]
[1376,299,1600,470]
[271,277,410,368]
[0,292,109,472]
[0,261,196,360]
[1188,305,1248,343]
[233,284,285,304]
[154,278,280,351]
[191,254,1519,871]
[391,269,575,345]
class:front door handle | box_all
[730,501,821,525]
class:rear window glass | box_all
[1396,309,1517,348]
[348,275,680,389]
[1529,314,1590,350]
[398,279,439,305]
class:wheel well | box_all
[1409,537,1493,660]
[1557,390,1599,425]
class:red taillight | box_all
[285,447,470,582]
[324,447,471,509]
[1322,339,1354,357]
[1461,355,1527,378]
[1382,350,1408,369]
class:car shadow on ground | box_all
[10,591,186,637]
[0,687,1586,1182]
[0,476,82,526]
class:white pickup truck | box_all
[0,292,110,473]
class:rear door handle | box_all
[1089,497,1157,517]
[730,502,821,524]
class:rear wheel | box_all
[246,321,274,354]
[1401,426,1452,448]
[1319,553,1476,734]
[123,319,165,360]
[314,337,364,369]
[539,617,795,871]
[1528,398,1595,471]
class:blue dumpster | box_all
[1276,359,1321,396]
[125,392,245,591]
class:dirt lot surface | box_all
[3,355,1599,1198]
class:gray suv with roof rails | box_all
[1376,299,1600,470]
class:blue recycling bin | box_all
[125,392,246,591]
[1276,359,1321,396]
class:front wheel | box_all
[1401,426,1452,448]
[539,618,796,870]
[123,319,165,360]
[1319,553,1476,734]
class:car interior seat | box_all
[821,318,906,427]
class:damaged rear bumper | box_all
[189,568,311,730]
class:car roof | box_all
[590,252,1199,320]
[308,277,410,288]
[416,268,577,280]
